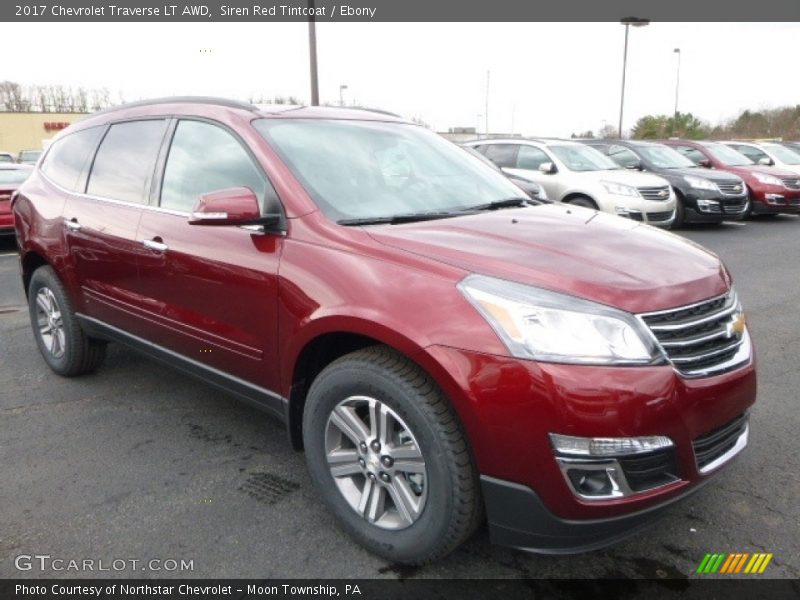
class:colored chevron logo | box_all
[696,552,773,574]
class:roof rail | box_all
[91,96,259,116]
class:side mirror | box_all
[538,162,557,174]
[626,161,643,171]
[758,157,774,166]
[698,158,712,168]
[189,187,281,229]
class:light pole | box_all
[307,0,319,106]
[673,48,681,116]
[476,114,483,139]
[618,17,649,138]
[339,84,348,107]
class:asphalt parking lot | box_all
[1,216,798,580]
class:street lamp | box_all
[339,84,348,107]
[307,0,319,106]
[618,17,649,138]
[673,48,681,116]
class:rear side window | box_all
[732,145,768,163]
[160,120,270,213]
[483,144,519,169]
[40,127,102,191]
[87,120,168,204]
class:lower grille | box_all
[781,177,800,190]
[618,450,680,491]
[693,413,748,473]
[639,292,749,378]
[647,210,674,222]
[717,181,746,195]
[637,186,671,201]
[721,198,748,214]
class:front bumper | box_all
[749,186,800,213]
[682,189,749,222]
[423,343,757,549]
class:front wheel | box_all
[302,346,482,564]
[567,195,597,209]
[28,266,106,376]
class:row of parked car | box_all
[463,137,800,228]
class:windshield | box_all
[0,155,14,163]
[637,144,696,169]
[548,144,619,172]
[0,169,30,184]
[254,119,524,222]
[704,144,754,166]
[763,143,800,165]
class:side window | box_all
[734,145,768,163]
[516,146,550,170]
[483,144,519,169]
[160,120,270,213]
[675,145,706,165]
[39,127,103,191]
[608,145,641,168]
[470,144,490,156]
[87,120,168,204]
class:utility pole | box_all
[618,17,649,138]
[673,48,681,116]
[308,0,319,106]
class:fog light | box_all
[765,194,785,205]
[567,468,613,496]
[550,433,674,457]
[696,199,719,212]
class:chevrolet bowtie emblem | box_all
[727,312,746,338]
[658,189,669,198]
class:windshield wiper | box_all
[462,197,530,211]
[337,211,458,226]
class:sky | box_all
[5,22,800,136]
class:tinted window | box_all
[607,145,641,169]
[0,168,31,184]
[483,144,519,168]
[732,144,768,163]
[40,127,102,191]
[516,146,550,170]
[674,145,708,165]
[87,120,167,204]
[161,120,269,213]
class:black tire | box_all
[742,189,753,219]
[567,196,597,209]
[28,265,106,377]
[670,189,686,229]
[302,346,482,564]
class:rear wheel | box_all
[28,266,106,376]
[670,190,686,229]
[302,346,482,564]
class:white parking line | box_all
[0,252,18,257]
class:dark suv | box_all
[12,98,756,564]
[586,140,748,226]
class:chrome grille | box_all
[780,177,800,190]
[717,181,746,196]
[639,292,749,378]
[693,413,748,473]
[637,186,671,201]
[646,211,674,222]
[721,198,748,214]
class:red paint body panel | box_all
[13,102,758,529]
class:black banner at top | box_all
[3,0,800,22]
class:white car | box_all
[722,141,800,176]
[464,139,676,227]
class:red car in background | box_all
[662,139,800,216]
[0,164,32,236]
[12,98,756,563]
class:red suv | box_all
[662,139,800,215]
[13,98,756,564]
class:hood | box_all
[662,166,742,183]
[577,169,669,187]
[368,205,729,314]
[724,164,798,179]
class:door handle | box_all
[64,218,81,232]
[142,238,169,253]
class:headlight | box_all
[457,275,661,365]
[601,181,640,197]
[684,175,719,191]
[751,172,782,186]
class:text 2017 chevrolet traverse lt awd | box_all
[12,98,756,564]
